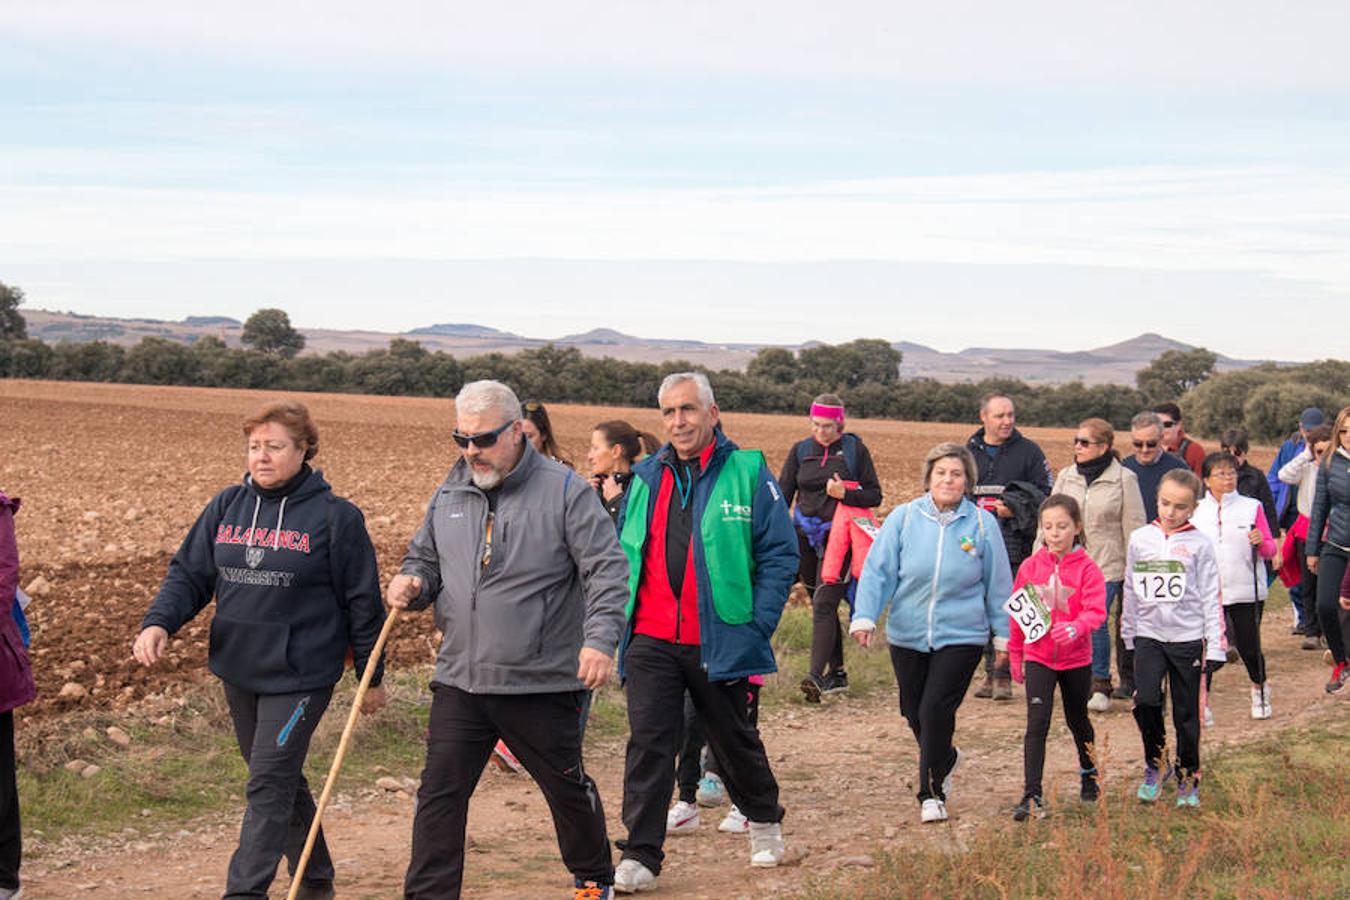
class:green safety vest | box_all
[620,449,763,625]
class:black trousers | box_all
[1316,549,1350,664]
[405,685,611,898]
[222,683,334,900]
[1132,638,1203,781]
[810,582,849,677]
[676,680,762,800]
[0,711,19,892]
[1297,538,1321,637]
[619,636,782,875]
[1022,663,1096,799]
[1221,602,1267,685]
[888,643,984,801]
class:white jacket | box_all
[1121,522,1225,662]
[1192,493,1272,606]
[1277,448,1319,518]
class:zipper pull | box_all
[482,510,495,571]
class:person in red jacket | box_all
[1152,402,1206,476]
[1007,494,1107,820]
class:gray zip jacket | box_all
[400,443,629,694]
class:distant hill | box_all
[20,309,1283,385]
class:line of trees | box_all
[1,290,1344,440]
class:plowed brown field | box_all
[2,379,1271,722]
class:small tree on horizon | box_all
[1136,347,1217,404]
[241,307,305,358]
[1,280,28,340]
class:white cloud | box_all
[4,1,1349,88]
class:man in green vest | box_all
[612,372,799,894]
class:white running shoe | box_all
[941,746,962,801]
[613,859,657,894]
[1203,704,1214,728]
[1259,683,1272,719]
[920,798,948,823]
[718,805,749,834]
[1250,685,1267,719]
[748,820,785,867]
[666,800,700,835]
[1087,691,1111,712]
[696,773,726,807]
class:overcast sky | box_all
[3,2,1348,359]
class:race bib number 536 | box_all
[1133,559,1186,603]
[1005,584,1052,643]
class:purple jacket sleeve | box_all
[0,494,17,613]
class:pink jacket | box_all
[1007,545,1107,673]
[820,493,878,585]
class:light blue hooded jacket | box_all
[851,494,1012,652]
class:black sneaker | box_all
[822,670,850,695]
[1303,634,1325,651]
[1012,795,1045,821]
[973,677,994,699]
[799,673,825,703]
[1110,683,1134,700]
[294,882,336,900]
[1080,769,1100,802]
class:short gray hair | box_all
[455,380,522,424]
[1131,411,1163,432]
[921,442,977,491]
[979,392,1014,415]
[658,371,716,409]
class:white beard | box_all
[471,467,505,490]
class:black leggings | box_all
[0,711,18,893]
[1133,637,1203,781]
[810,582,848,676]
[889,643,983,802]
[1220,602,1266,685]
[1022,663,1096,800]
[1316,550,1350,665]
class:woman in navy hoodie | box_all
[133,401,387,900]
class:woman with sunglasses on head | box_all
[1192,452,1278,720]
[522,400,574,468]
[1049,418,1147,711]
[587,420,660,526]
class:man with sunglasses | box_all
[389,380,628,900]
[1122,411,1192,523]
[1151,402,1206,476]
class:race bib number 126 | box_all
[1133,559,1186,603]
[1005,584,1052,643]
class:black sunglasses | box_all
[1132,440,1158,449]
[452,419,514,449]
[1159,420,1177,428]
[1073,437,1102,447]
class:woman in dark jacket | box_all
[1,490,34,900]
[1307,405,1350,694]
[587,419,659,526]
[777,394,882,700]
[133,401,387,900]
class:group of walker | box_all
[4,380,1346,900]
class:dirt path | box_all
[22,613,1348,900]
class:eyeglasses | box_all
[1132,440,1158,449]
[1073,438,1103,447]
[1209,469,1238,479]
[452,419,515,449]
[1159,420,1177,428]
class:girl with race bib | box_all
[1121,469,1225,809]
[1007,495,1107,821]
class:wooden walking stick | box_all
[287,608,400,900]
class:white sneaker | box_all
[1250,685,1266,719]
[941,746,962,801]
[748,820,785,867]
[666,800,700,835]
[1258,683,1272,719]
[1087,691,1111,712]
[718,805,749,834]
[920,798,948,823]
[695,773,726,807]
[1203,704,1214,728]
[613,858,658,894]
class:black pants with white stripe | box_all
[405,685,612,898]
[1132,638,1203,781]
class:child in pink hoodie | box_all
[1008,494,1108,820]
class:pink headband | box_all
[810,402,845,425]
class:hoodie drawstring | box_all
[243,494,288,552]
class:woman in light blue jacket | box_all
[851,442,1012,824]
